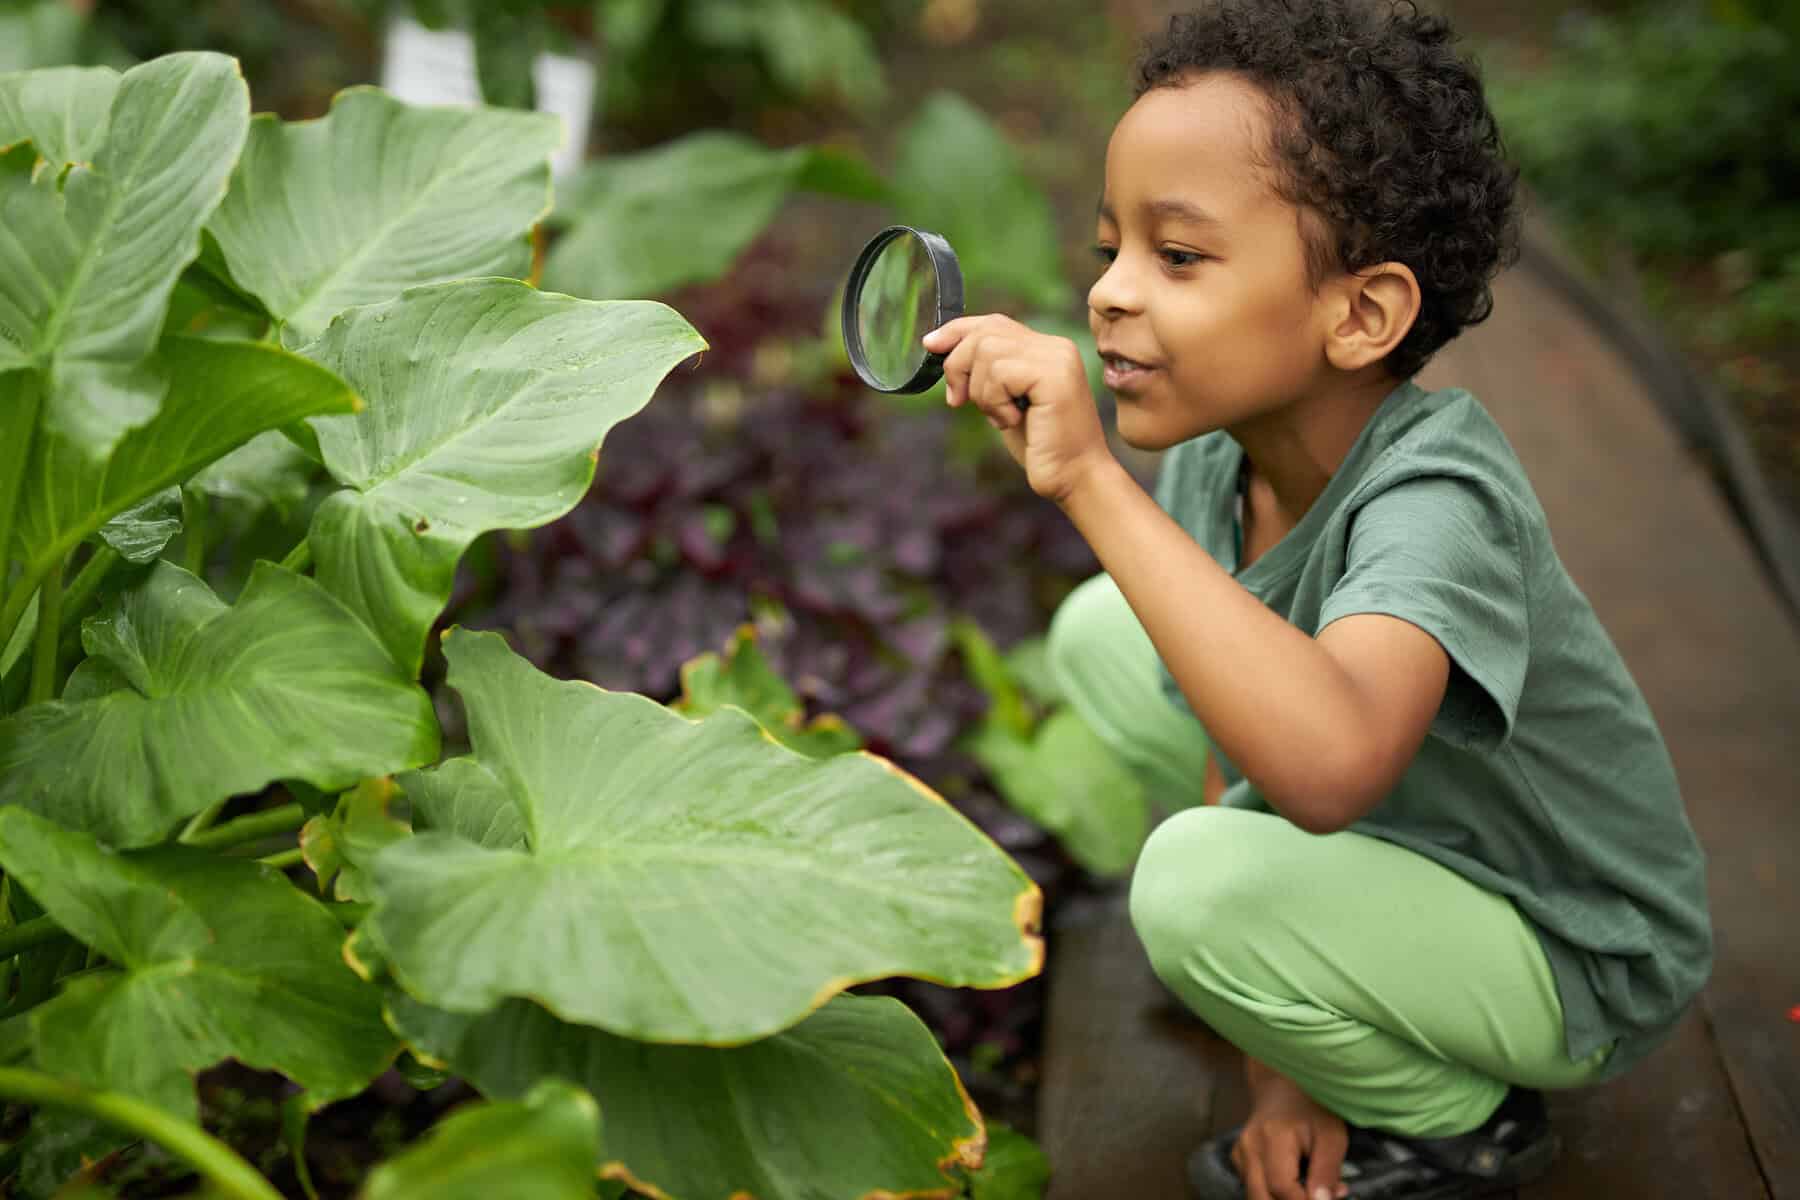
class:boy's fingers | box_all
[992,358,1035,420]
[1304,1126,1348,1200]
[966,354,992,421]
[1240,1154,1273,1200]
[1266,1134,1308,1200]
[940,330,980,407]
[922,314,988,352]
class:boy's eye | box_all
[1092,243,1118,265]
[1160,248,1205,268]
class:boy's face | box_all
[1090,73,1334,449]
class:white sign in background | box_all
[380,16,598,180]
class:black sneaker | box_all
[1187,1087,1560,1199]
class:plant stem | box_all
[185,804,306,851]
[178,799,231,844]
[0,915,68,961]
[28,556,63,705]
[59,545,120,639]
[329,902,371,927]
[0,583,38,680]
[0,1066,284,1200]
[183,488,208,578]
[257,848,303,869]
[279,539,311,573]
[0,373,42,626]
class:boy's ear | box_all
[1323,262,1422,373]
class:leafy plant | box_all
[599,0,891,132]
[0,51,1044,1198]
[1488,6,1800,329]
[544,129,888,301]
[955,623,1148,878]
[359,1079,602,1200]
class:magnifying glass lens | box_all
[841,226,963,394]
[856,235,937,389]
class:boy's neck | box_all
[1230,369,1400,529]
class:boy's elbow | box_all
[1286,805,1356,836]
[1265,749,1389,835]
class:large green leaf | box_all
[0,808,397,1122]
[361,1079,601,1200]
[0,53,249,455]
[300,278,704,674]
[389,992,984,1200]
[543,131,886,300]
[0,561,438,847]
[369,629,1041,1044]
[8,335,357,600]
[963,709,1147,878]
[207,88,559,343]
[894,92,1069,311]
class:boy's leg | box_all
[1047,572,1210,810]
[1129,806,1611,1138]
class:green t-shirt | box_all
[1152,379,1712,1078]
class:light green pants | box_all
[1047,574,1609,1137]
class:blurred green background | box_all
[8,0,1789,512]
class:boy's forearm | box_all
[1057,458,1377,832]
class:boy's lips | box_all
[1099,348,1160,392]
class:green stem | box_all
[279,539,311,573]
[257,848,303,869]
[0,581,38,680]
[329,902,371,927]
[0,915,68,961]
[185,803,306,851]
[182,488,208,578]
[0,1066,284,1200]
[178,799,231,845]
[59,545,120,640]
[0,372,42,622]
[28,556,63,705]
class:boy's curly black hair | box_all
[1134,0,1519,379]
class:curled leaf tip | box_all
[600,1162,672,1200]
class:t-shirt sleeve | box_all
[1316,474,1529,751]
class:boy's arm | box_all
[1060,458,1448,834]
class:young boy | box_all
[919,2,1714,1198]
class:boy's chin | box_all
[1112,405,1215,452]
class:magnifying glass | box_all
[841,225,962,393]
[841,225,1035,412]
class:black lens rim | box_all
[840,225,964,394]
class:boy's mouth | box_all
[1100,351,1158,391]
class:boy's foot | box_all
[1186,1086,1559,1199]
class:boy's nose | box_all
[1087,261,1142,319]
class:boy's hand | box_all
[1236,1068,1350,1200]
[922,315,1113,504]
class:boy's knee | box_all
[1129,807,1267,979]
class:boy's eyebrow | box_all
[1095,197,1223,226]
